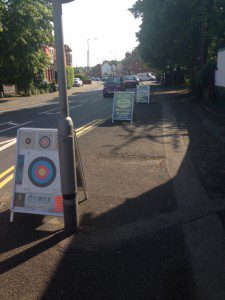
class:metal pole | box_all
[87,39,90,68]
[52,0,79,233]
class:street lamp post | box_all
[52,0,78,233]
[87,38,98,76]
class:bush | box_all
[74,73,88,81]
[49,81,58,92]
[66,66,74,89]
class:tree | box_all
[0,0,53,93]
[130,0,225,74]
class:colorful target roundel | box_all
[39,136,50,148]
[28,157,56,188]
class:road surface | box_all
[1,84,225,299]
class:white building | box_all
[215,48,225,88]
[101,62,120,77]
[101,62,112,77]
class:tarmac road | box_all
[2,84,225,299]
[0,83,110,209]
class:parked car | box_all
[74,78,83,87]
[136,73,156,81]
[91,77,101,82]
[123,75,140,88]
[103,76,125,98]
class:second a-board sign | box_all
[112,92,135,123]
[136,85,150,104]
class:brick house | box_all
[43,44,73,83]
[64,45,73,66]
[122,51,152,75]
[43,45,56,82]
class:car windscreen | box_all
[124,76,135,80]
[106,77,121,84]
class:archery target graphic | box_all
[28,157,56,188]
[39,136,51,148]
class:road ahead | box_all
[0,84,111,208]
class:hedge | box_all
[66,66,74,89]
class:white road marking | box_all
[0,121,13,126]
[0,101,59,114]
[0,138,17,152]
[0,121,32,133]
[8,122,19,126]
[38,106,59,115]
[80,98,92,103]
[55,104,83,115]
[91,98,102,102]
[0,138,16,145]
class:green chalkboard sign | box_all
[136,85,150,103]
[112,92,134,123]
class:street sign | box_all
[136,85,150,104]
[3,84,16,96]
[112,92,135,123]
[10,128,63,222]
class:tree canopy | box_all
[130,0,225,72]
[0,0,53,93]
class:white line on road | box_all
[55,104,83,115]
[0,121,32,133]
[0,121,13,126]
[8,122,19,126]
[80,98,92,103]
[0,138,17,152]
[38,106,59,115]
[91,98,103,102]
[0,101,59,114]
[0,138,16,145]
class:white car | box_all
[74,78,83,87]
[137,73,156,81]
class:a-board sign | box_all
[3,84,16,96]
[10,128,63,222]
[112,92,135,123]
[136,85,150,103]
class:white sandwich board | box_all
[10,128,63,222]
[136,85,150,104]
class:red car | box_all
[123,75,140,88]
[103,76,125,98]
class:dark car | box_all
[123,75,140,88]
[103,76,125,98]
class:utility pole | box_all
[52,0,78,233]
[87,37,98,77]
[87,39,90,68]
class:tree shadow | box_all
[40,86,199,299]
[4,84,223,298]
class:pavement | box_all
[1,84,225,299]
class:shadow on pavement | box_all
[0,209,69,275]
[41,85,197,299]
[3,84,225,298]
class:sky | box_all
[62,0,141,67]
